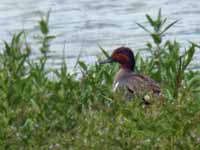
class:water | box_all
[0,0,200,70]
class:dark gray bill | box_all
[99,57,113,64]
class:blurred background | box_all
[0,0,199,70]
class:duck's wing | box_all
[124,74,161,96]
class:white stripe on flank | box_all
[112,82,119,92]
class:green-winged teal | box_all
[100,47,161,102]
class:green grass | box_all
[0,9,200,150]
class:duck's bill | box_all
[99,57,113,64]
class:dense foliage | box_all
[0,10,200,149]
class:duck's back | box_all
[113,69,161,96]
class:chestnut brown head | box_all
[100,47,135,71]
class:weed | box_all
[0,10,199,149]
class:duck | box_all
[100,47,161,103]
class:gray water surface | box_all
[0,0,200,70]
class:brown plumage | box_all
[100,47,161,101]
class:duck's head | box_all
[100,47,135,71]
